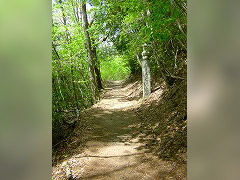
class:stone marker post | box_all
[142,44,151,97]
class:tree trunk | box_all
[70,58,80,110]
[81,2,98,100]
[136,52,142,67]
[92,45,103,90]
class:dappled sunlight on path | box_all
[52,81,181,180]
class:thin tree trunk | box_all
[136,52,142,67]
[52,42,72,106]
[52,77,63,112]
[92,44,103,89]
[81,2,98,100]
[58,0,70,41]
[70,58,80,110]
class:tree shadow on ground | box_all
[52,80,186,179]
[53,81,155,163]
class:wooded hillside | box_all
[52,0,187,166]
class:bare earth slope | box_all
[53,80,185,180]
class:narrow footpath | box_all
[53,81,182,180]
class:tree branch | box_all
[89,18,94,27]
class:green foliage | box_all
[100,55,130,80]
[94,0,187,81]
[52,0,187,159]
[52,0,94,146]
[94,0,187,159]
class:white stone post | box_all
[142,44,151,97]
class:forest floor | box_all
[52,80,186,180]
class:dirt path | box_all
[53,81,182,180]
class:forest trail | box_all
[53,81,181,180]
